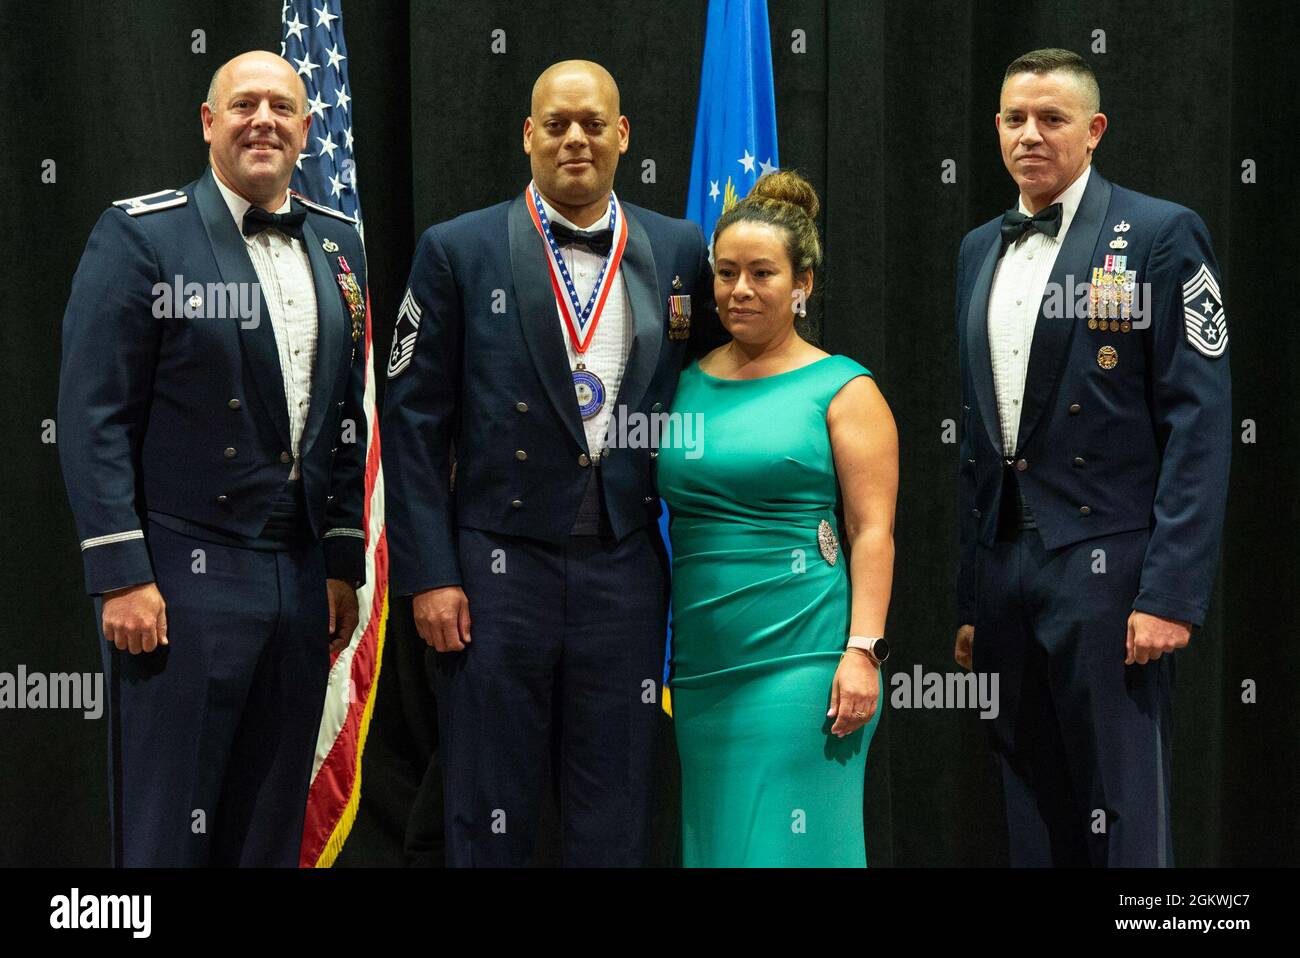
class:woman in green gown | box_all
[658,171,898,867]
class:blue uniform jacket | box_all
[382,190,721,597]
[956,169,1232,627]
[58,167,370,595]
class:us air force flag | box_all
[662,0,781,712]
[685,0,781,240]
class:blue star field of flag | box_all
[281,0,360,222]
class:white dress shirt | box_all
[538,193,633,459]
[987,165,1092,456]
[214,175,319,479]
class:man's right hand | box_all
[954,624,974,671]
[413,586,472,652]
[102,582,168,655]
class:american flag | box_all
[281,0,389,868]
[283,0,361,221]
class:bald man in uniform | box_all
[59,51,370,866]
[383,61,722,866]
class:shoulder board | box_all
[291,192,358,225]
[112,189,188,216]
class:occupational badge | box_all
[1097,345,1119,369]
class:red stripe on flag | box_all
[299,287,388,867]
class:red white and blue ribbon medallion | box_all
[527,182,628,419]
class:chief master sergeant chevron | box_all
[57,51,370,867]
[953,48,1232,867]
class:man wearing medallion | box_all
[382,60,720,866]
[952,48,1232,866]
[58,51,370,866]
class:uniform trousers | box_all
[971,524,1175,867]
[96,518,330,866]
[433,524,669,866]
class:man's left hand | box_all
[1126,610,1192,666]
[327,579,360,655]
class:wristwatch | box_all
[846,635,890,665]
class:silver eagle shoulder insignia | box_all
[1182,263,1228,359]
[112,189,188,216]
[291,192,358,225]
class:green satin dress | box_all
[658,354,882,868]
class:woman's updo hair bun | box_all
[748,169,820,220]
[711,169,822,276]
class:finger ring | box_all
[853,710,867,718]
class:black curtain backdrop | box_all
[2,0,1296,868]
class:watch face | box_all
[871,638,890,663]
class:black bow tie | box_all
[242,204,307,241]
[1000,203,1063,246]
[550,221,614,256]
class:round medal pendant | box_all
[573,365,606,420]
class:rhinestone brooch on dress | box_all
[817,519,839,566]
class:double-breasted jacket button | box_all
[1015,459,1028,472]
[216,495,229,506]
[227,398,241,410]
[650,450,659,460]
[1079,505,1092,516]
[280,451,292,464]
[972,509,981,519]
[515,450,528,461]
[223,447,237,459]
[515,401,528,413]
[511,499,523,509]
[651,402,663,413]
[1068,403,1081,415]
[578,453,590,467]
[1073,457,1085,467]
[644,496,654,504]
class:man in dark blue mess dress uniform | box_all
[954,48,1232,867]
[58,51,370,867]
